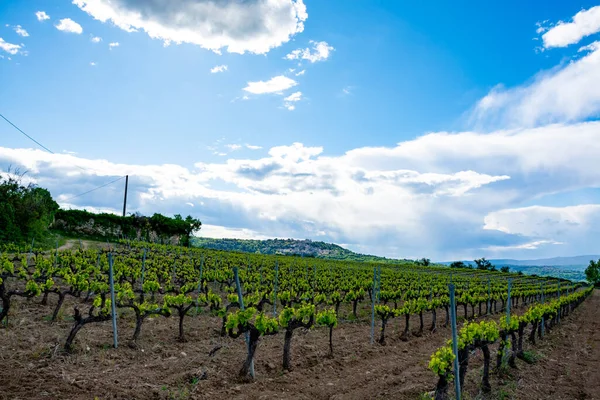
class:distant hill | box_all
[190,237,412,264]
[488,255,600,267]
[439,255,599,268]
[439,255,599,282]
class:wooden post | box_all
[122,175,129,217]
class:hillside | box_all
[190,237,410,264]
[488,255,600,267]
[439,255,599,282]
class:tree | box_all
[0,171,59,244]
[585,259,600,286]
[417,258,431,266]
[474,258,494,271]
[450,261,470,269]
[500,266,510,273]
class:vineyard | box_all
[0,241,596,399]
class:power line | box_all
[62,176,126,202]
[1,112,90,173]
[1,112,128,202]
[0,113,55,154]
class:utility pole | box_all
[122,175,129,217]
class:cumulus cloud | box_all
[482,204,600,257]
[199,224,274,240]
[91,36,102,43]
[3,5,600,260]
[541,5,600,49]
[243,75,297,94]
[6,117,600,259]
[14,25,29,37]
[283,91,302,110]
[55,18,83,34]
[210,64,227,73]
[285,40,334,63]
[109,42,120,49]
[471,42,600,129]
[246,144,262,150]
[72,0,308,54]
[0,38,22,55]
[36,11,50,21]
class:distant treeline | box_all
[0,173,59,245]
[53,209,202,246]
[0,173,202,247]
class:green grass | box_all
[521,350,543,364]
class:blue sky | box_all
[1,0,600,260]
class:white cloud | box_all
[55,18,83,34]
[36,11,50,21]
[91,36,102,43]
[342,87,352,95]
[243,75,297,94]
[225,144,242,151]
[72,0,308,54]
[578,41,600,53]
[471,43,600,129]
[482,240,563,252]
[199,224,273,240]
[542,5,600,48]
[109,42,120,49]
[0,38,22,55]
[295,69,306,76]
[246,144,263,150]
[2,116,600,260]
[285,40,334,63]
[210,64,228,73]
[14,25,29,37]
[90,61,97,66]
[284,91,302,110]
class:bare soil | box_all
[1,291,598,400]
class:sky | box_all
[1,1,600,261]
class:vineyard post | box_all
[506,278,511,324]
[312,264,316,296]
[540,282,545,337]
[305,261,308,283]
[448,283,461,400]
[108,253,118,349]
[487,278,491,315]
[273,260,279,317]
[140,248,147,291]
[557,281,561,323]
[233,267,254,378]
[370,267,377,344]
[195,256,204,314]
[54,239,58,268]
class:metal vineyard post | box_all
[449,283,461,400]
[233,267,254,378]
[108,253,118,348]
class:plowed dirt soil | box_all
[1,290,598,399]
